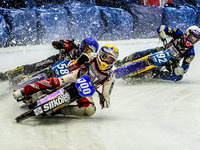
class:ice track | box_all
[1,39,200,150]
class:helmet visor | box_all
[82,42,93,54]
[100,53,115,65]
[188,34,199,44]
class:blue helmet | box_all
[80,37,99,53]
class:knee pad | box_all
[62,97,96,117]
[76,97,96,116]
[77,97,91,107]
[174,67,184,76]
[62,104,96,117]
[81,104,96,116]
[160,73,183,82]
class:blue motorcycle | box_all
[114,48,183,82]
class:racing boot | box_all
[13,88,25,100]
[151,69,161,78]
[60,97,96,116]
[144,57,154,67]
[143,71,153,79]
[50,105,75,116]
[0,72,8,81]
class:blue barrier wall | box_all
[172,0,200,6]
[33,6,69,43]
[78,0,96,5]
[0,0,26,9]
[95,0,141,8]
[0,13,9,47]
[62,1,133,41]
[124,4,163,38]
[0,0,71,9]
[0,8,38,46]
[21,0,95,8]
[97,6,133,40]
[0,0,199,47]
[62,1,104,41]
[162,6,197,31]
[188,5,200,26]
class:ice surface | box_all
[0,39,200,150]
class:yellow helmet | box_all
[97,44,119,70]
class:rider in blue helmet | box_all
[0,37,99,81]
[80,37,99,54]
[52,37,99,59]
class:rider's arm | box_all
[52,39,80,59]
[157,25,183,41]
[181,49,195,73]
[52,39,76,51]
[101,75,115,108]
[67,53,97,71]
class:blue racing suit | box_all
[115,25,195,81]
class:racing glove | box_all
[68,53,90,70]
[162,38,167,48]
[52,39,75,51]
[102,99,110,108]
[158,25,167,48]
[99,93,110,109]
[77,53,89,66]
[52,40,65,50]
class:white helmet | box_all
[186,25,200,44]
[97,44,119,70]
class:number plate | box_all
[76,75,96,97]
[52,60,71,77]
[151,49,171,66]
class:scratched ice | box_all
[0,39,200,150]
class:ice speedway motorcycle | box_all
[14,63,104,122]
[113,47,182,81]
[7,58,71,90]
[15,48,175,122]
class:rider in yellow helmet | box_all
[13,43,119,117]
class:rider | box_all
[114,25,200,81]
[13,44,119,117]
[0,37,99,81]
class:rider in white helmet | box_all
[186,25,200,44]
[115,25,200,81]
